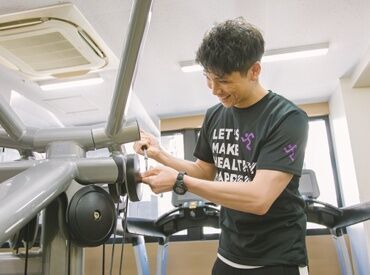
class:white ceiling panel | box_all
[42,95,98,114]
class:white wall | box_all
[0,66,20,102]
[329,78,370,275]
[338,80,370,203]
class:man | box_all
[134,17,309,275]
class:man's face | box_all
[204,70,252,108]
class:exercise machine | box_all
[299,169,370,275]
[0,0,154,274]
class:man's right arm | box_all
[133,131,216,180]
[156,149,216,180]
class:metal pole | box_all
[0,159,39,182]
[332,231,354,275]
[75,157,119,184]
[132,236,150,275]
[0,160,76,244]
[105,0,153,137]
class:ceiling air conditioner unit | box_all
[0,4,118,80]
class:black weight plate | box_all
[67,186,116,247]
[124,154,142,202]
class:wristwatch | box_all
[173,172,187,195]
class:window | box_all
[304,118,340,206]
[159,132,185,215]
[160,132,188,236]
[0,147,20,162]
[303,116,341,229]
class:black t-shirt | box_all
[194,91,309,266]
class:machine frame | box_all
[0,0,154,274]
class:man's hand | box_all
[141,166,178,194]
[133,130,162,160]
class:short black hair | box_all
[195,17,265,76]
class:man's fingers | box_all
[141,175,151,184]
[141,176,163,194]
[134,140,148,154]
[141,168,158,178]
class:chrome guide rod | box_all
[105,0,153,137]
[0,160,76,244]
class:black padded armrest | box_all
[125,204,220,239]
[304,199,343,228]
[333,201,370,231]
[125,217,166,239]
[305,199,370,235]
[304,198,343,216]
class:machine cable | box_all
[109,201,121,275]
[21,215,39,275]
[23,226,29,275]
[103,194,129,275]
[119,196,129,275]
[102,244,106,275]
[67,239,71,275]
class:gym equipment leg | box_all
[132,236,150,275]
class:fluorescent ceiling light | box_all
[262,43,329,63]
[179,60,203,73]
[179,42,329,72]
[39,76,104,91]
[181,64,203,72]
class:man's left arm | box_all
[184,169,292,215]
[142,166,292,215]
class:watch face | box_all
[174,185,185,195]
[174,172,187,195]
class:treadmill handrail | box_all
[304,198,343,216]
[333,201,370,231]
[155,205,220,236]
[124,205,220,239]
[304,198,370,232]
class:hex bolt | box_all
[93,210,101,221]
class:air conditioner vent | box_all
[0,4,118,80]
[0,31,90,71]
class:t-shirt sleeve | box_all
[256,111,308,176]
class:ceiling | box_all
[0,0,370,130]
